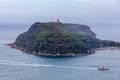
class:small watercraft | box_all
[98,67,109,70]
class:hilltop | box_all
[9,21,120,56]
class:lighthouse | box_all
[51,19,61,24]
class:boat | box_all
[98,67,109,70]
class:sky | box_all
[0,0,120,24]
[0,0,120,41]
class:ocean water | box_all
[0,23,120,80]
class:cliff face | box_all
[9,22,103,56]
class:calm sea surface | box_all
[0,23,120,80]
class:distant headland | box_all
[8,20,120,57]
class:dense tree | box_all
[15,29,91,54]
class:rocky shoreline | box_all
[8,43,120,57]
[8,43,95,57]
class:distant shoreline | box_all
[96,47,120,50]
[8,43,95,57]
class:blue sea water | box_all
[0,23,120,80]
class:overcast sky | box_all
[0,0,120,24]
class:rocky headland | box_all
[9,20,120,57]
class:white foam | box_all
[53,65,97,70]
[0,60,51,67]
[0,60,97,70]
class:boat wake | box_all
[53,66,97,70]
[0,60,50,67]
[0,60,97,70]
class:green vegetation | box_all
[15,29,91,54]
[11,22,120,56]
[100,40,120,47]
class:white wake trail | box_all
[0,60,51,67]
[0,60,97,70]
[53,65,97,70]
